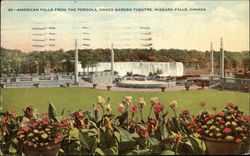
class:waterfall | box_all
[89,62,184,76]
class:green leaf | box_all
[61,108,65,116]
[114,131,121,143]
[119,111,128,125]
[48,102,58,121]
[8,144,17,153]
[95,148,105,155]
[79,129,96,151]
[148,137,160,146]
[115,127,135,142]
[188,136,203,154]
[103,146,118,155]
[160,150,175,155]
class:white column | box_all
[210,42,214,75]
[74,39,79,84]
[111,43,114,82]
[220,38,224,78]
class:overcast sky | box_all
[1,0,249,52]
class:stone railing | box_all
[0,75,74,83]
[209,76,250,91]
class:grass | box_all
[0,87,249,118]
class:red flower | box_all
[39,143,45,147]
[227,102,234,107]
[54,138,61,144]
[23,120,29,124]
[212,106,217,111]
[181,109,189,115]
[32,123,38,128]
[23,126,30,132]
[204,117,210,121]
[44,116,50,119]
[56,132,62,137]
[198,122,202,126]
[219,120,225,124]
[42,121,49,125]
[187,125,192,129]
[154,103,164,114]
[55,122,64,127]
[235,138,242,143]
[17,130,24,135]
[3,126,7,133]
[117,105,125,114]
[217,112,224,116]
[223,128,232,133]
[30,117,35,120]
[130,104,138,114]
[140,128,149,138]
[199,102,206,107]
[243,116,250,121]
[209,115,215,118]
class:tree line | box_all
[0,47,249,75]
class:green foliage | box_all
[1,47,249,75]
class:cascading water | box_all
[84,62,184,77]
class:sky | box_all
[1,0,249,52]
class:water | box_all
[84,62,184,76]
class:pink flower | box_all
[130,104,138,114]
[54,138,61,144]
[39,142,45,147]
[181,109,189,115]
[154,103,164,113]
[199,102,206,107]
[42,121,49,125]
[23,126,30,132]
[196,128,202,133]
[117,105,125,114]
[223,128,232,133]
[212,106,217,111]
[227,102,234,107]
[235,138,242,143]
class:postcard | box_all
[0,0,249,155]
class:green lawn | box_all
[0,88,249,118]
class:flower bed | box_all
[0,97,249,155]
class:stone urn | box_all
[21,142,61,156]
[159,86,166,92]
[202,137,241,155]
[107,85,112,91]
[93,84,97,89]
[185,85,190,90]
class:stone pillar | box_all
[74,39,79,85]
[220,38,225,78]
[210,42,214,75]
[111,43,114,82]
